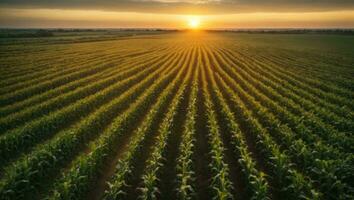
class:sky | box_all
[1,0,354,29]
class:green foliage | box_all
[0,32,353,200]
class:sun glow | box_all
[188,17,200,29]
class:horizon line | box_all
[1,27,354,30]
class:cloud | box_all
[0,0,354,14]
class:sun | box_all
[188,18,200,29]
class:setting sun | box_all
[188,18,200,29]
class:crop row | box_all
[103,48,193,200]
[0,48,183,169]
[208,47,353,199]
[216,47,353,151]
[0,45,178,132]
[213,48,351,161]
[0,47,97,81]
[229,45,354,110]
[0,44,125,91]
[0,40,164,84]
[138,48,195,200]
[200,60,234,200]
[229,44,353,98]
[0,50,161,118]
[220,46,353,128]
[238,50,354,131]
[0,47,189,200]
[175,70,199,200]
[202,47,270,200]
[0,43,171,105]
[49,46,192,200]
[202,45,321,199]
[257,48,354,93]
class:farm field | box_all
[0,31,353,200]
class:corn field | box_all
[0,32,353,200]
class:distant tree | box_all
[35,29,54,37]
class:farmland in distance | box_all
[0,31,353,200]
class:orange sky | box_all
[0,1,354,28]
